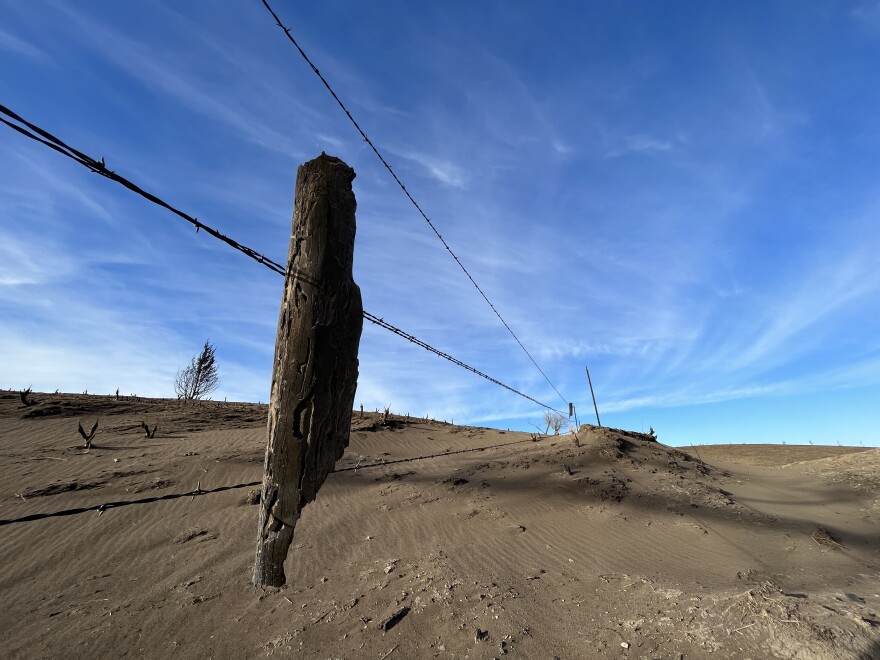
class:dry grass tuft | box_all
[723,581,802,634]
[811,526,843,549]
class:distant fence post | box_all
[585,364,601,427]
[253,154,363,588]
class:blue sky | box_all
[2,1,879,446]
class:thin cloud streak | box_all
[0,26,45,60]
[53,4,304,158]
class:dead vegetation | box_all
[720,579,879,659]
[811,526,843,549]
[543,410,568,435]
[19,387,34,407]
[77,419,99,449]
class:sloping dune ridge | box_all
[0,391,878,659]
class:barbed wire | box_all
[0,104,287,275]
[363,313,563,413]
[260,0,569,409]
[0,103,564,414]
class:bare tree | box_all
[175,340,220,402]
[543,410,567,435]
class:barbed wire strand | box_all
[363,312,562,412]
[0,104,288,275]
[260,0,569,409]
[0,103,564,415]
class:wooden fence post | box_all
[585,364,601,427]
[253,154,363,588]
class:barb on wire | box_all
[0,103,563,413]
[260,0,569,408]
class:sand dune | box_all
[0,392,878,659]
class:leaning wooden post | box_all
[585,364,601,427]
[253,154,363,588]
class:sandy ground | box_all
[0,391,878,659]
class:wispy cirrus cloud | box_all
[52,3,305,157]
[605,133,677,156]
[0,26,45,60]
[852,1,880,29]
[387,147,467,188]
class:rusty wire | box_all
[0,103,564,414]
[260,0,569,409]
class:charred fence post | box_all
[253,154,363,588]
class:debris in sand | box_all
[474,628,489,642]
[175,529,218,544]
[811,527,843,548]
[843,610,874,629]
[378,606,410,632]
[379,644,399,659]
[173,576,202,591]
[22,480,106,498]
[723,580,801,628]
[441,477,468,486]
[190,593,219,605]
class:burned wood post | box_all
[253,154,363,588]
